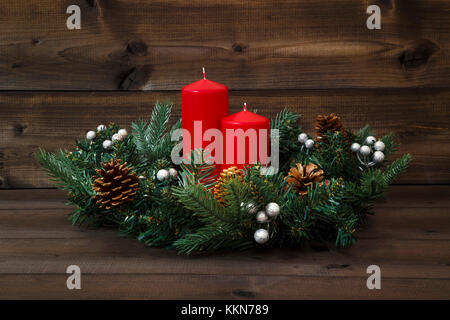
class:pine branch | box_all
[383,154,412,185]
[173,223,255,255]
[148,101,172,151]
[35,148,93,195]
[131,101,173,162]
[172,183,227,223]
[131,119,150,155]
[270,108,300,132]
[179,150,217,188]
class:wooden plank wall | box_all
[0,0,449,188]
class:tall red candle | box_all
[182,69,228,176]
[221,103,270,171]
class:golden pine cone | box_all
[286,163,324,196]
[92,159,140,210]
[315,113,344,142]
[213,166,245,204]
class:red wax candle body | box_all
[221,107,270,171]
[182,78,229,175]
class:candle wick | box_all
[202,67,206,80]
[243,102,247,111]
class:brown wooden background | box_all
[0,0,449,300]
[0,0,449,188]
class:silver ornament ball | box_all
[169,168,178,178]
[256,211,269,224]
[138,175,146,180]
[97,124,106,132]
[350,142,361,153]
[246,202,258,214]
[102,139,112,150]
[118,129,128,138]
[298,133,308,144]
[374,140,385,152]
[156,169,169,181]
[305,139,315,149]
[359,145,371,157]
[365,136,376,145]
[86,130,96,141]
[266,202,280,218]
[254,229,269,244]
[112,133,123,142]
[373,151,385,163]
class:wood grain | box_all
[0,89,449,188]
[0,186,449,299]
[0,1,448,301]
[0,274,448,299]
[0,0,449,90]
[3,187,449,241]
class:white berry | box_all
[139,175,146,180]
[156,169,169,181]
[112,133,123,142]
[359,145,371,157]
[373,151,385,163]
[254,229,269,244]
[365,136,376,145]
[298,133,308,144]
[245,202,257,214]
[102,140,112,150]
[351,143,361,153]
[169,168,178,178]
[118,129,128,138]
[97,124,107,132]
[86,131,96,141]
[266,202,280,218]
[305,139,314,149]
[374,141,385,152]
[256,211,269,224]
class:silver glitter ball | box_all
[102,139,112,150]
[256,211,269,223]
[254,229,269,244]
[156,169,169,181]
[359,145,371,157]
[118,129,128,138]
[365,136,376,145]
[298,133,308,144]
[112,133,123,142]
[266,202,280,218]
[169,168,178,178]
[86,130,96,141]
[305,139,315,149]
[373,151,385,163]
[374,141,385,152]
[350,142,361,153]
[246,202,258,214]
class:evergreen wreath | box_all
[36,102,411,255]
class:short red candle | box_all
[221,104,270,171]
[182,70,228,176]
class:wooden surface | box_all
[0,0,449,90]
[0,186,449,299]
[1,89,449,188]
[0,0,449,187]
[0,0,449,300]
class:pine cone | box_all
[92,159,140,210]
[286,163,324,196]
[213,166,245,204]
[315,113,344,142]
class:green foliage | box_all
[131,101,180,167]
[35,103,411,255]
[270,108,303,172]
